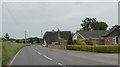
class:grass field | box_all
[2,40,27,65]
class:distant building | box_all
[73,30,109,45]
[73,25,120,45]
[43,30,72,45]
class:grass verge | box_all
[0,39,2,67]
[2,41,27,65]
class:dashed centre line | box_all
[32,47,42,55]
[58,63,66,67]
[31,46,65,67]
[32,47,53,61]
[43,55,53,60]
[58,63,63,65]
[37,52,42,55]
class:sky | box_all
[1,1,119,39]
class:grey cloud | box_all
[2,2,118,38]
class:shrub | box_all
[72,40,87,45]
[67,45,80,50]
[59,38,65,43]
[67,45,120,53]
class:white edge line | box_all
[9,49,21,65]
[43,55,53,60]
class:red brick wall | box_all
[105,37,113,45]
[48,44,60,49]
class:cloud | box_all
[2,2,118,38]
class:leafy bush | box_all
[59,38,65,43]
[67,45,120,53]
[72,40,87,45]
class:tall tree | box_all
[81,17,108,31]
[92,22,108,30]
[81,17,96,31]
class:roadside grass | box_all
[2,41,27,65]
[0,39,2,67]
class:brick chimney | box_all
[58,29,61,40]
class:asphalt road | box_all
[10,45,118,66]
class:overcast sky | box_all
[2,2,118,39]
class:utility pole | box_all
[25,30,27,39]
[25,30,27,43]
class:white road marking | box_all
[9,49,21,65]
[37,52,42,55]
[31,46,66,66]
[43,55,53,60]
[32,48,42,55]
[58,63,63,65]
[58,63,66,67]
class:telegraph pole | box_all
[25,31,27,39]
[25,30,27,43]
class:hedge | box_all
[94,45,119,53]
[67,45,120,53]
[67,45,81,50]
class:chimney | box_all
[58,29,61,40]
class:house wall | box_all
[104,29,120,45]
[118,37,120,44]
[104,37,113,45]
[77,34,84,40]
[92,39,104,45]
[86,38,104,45]
[72,34,78,40]
[72,33,84,40]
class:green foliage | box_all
[2,41,27,65]
[91,22,108,30]
[66,45,81,50]
[72,40,86,45]
[94,45,119,53]
[0,39,2,66]
[81,17,96,31]
[81,17,108,31]
[67,45,120,53]
[59,38,65,43]
[28,37,41,44]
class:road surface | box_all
[10,45,118,67]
